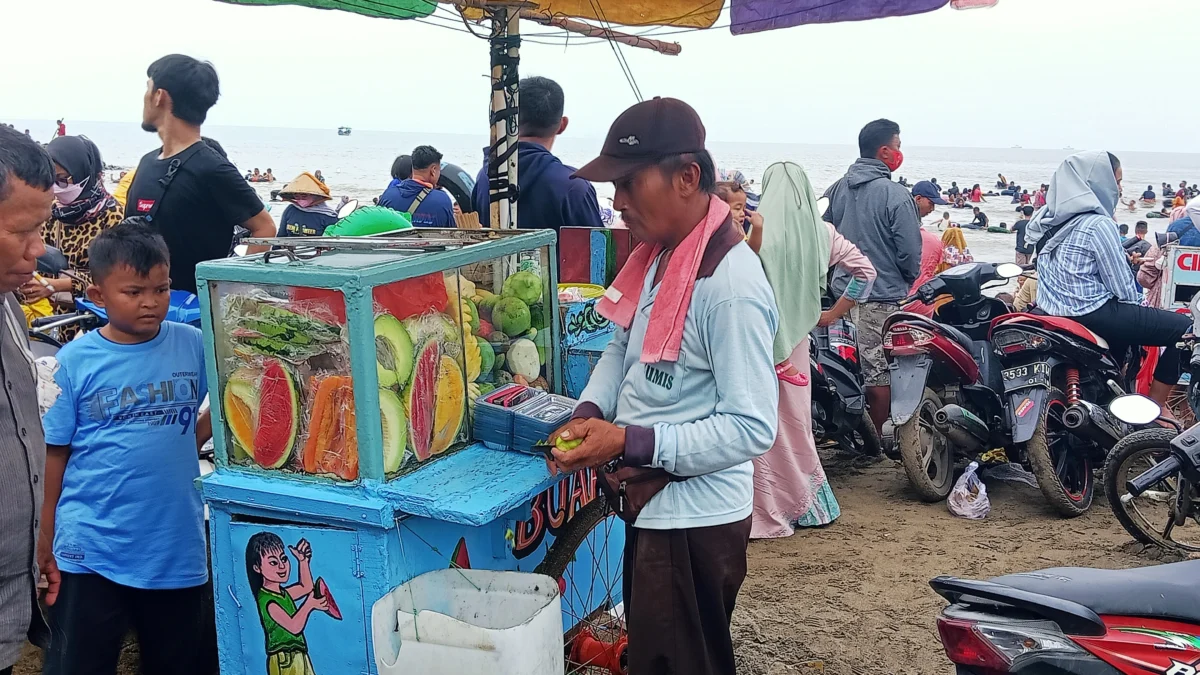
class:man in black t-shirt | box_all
[1013,204,1035,265]
[125,55,274,294]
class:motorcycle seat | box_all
[988,560,1200,624]
[893,314,976,353]
[992,313,1110,350]
[939,324,977,353]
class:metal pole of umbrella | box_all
[485,3,523,230]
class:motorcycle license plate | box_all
[1002,362,1051,390]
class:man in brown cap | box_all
[549,98,779,674]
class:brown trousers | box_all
[623,516,752,675]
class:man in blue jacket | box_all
[472,76,603,230]
[378,145,455,227]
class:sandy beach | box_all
[11,450,1167,675]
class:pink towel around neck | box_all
[596,195,732,364]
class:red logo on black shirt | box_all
[137,198,155,213]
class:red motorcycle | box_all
[931,560,1200,674]
[990,311,1136,517]
[883,262,1023,501]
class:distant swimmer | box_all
[968,206,989,229]
[1143,185,1156,201]
[995,173,1007,189]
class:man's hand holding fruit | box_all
[549,417,626,473]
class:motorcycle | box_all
[882,261,1023,501]
[1104,291,1200,552]
[810,312,882,456]
[930,558,1200,675]
[990,303,1143,517]
[27,246,203,357]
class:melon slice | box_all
[463,334,482,382]
[404,340,440,462]
[301,376,358,480]
[380,388,408,473]
[374,314,414,389]
[252,360,299,469]
[429,354,465,456]
[223,366,259,460]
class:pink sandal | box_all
[775,362,809,386]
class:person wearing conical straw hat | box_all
[278,172,337,237]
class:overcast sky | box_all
[4,0,1197,153]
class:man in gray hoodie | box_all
[823,119,922,434]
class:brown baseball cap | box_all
[573,97,706,183]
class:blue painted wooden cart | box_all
[196,230,625,675]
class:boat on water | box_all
[338,126,352,136]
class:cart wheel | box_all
[534,497,628,675]
[1167,382,1196,428]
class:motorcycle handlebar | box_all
[30,311,87,329]
[1127,455,1182,496]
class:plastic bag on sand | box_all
[948,461,990,519]
[983,462,1039,488]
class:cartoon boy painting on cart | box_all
[246,534,341,675]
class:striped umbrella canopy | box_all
[214,0,996,32]
[212,0,995,229]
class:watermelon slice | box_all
[450,538,471,570]
[253,360,299,469]
[404,340,440,462]
[313,577,342,620]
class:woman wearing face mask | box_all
[277,172,338,237]
[19,136,122,315]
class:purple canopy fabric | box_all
[730,0,950,35]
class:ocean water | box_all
[12,119,1200,264]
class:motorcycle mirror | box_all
[1156,231,1180,247]
[995,262,1023,279]
[1108,394,1162,425]
[337,198,359,219]
[36,246,68,276]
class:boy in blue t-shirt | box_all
[39,220,213,675]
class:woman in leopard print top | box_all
[18,136,122,334]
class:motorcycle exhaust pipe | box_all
[1061,400,1123,447]
[932,404,989,453]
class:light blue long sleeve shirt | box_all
[1036,214,1140,316]
[578,243,780,530]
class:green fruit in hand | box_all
[555,436,583,452]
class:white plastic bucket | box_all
[372,569,564,675]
